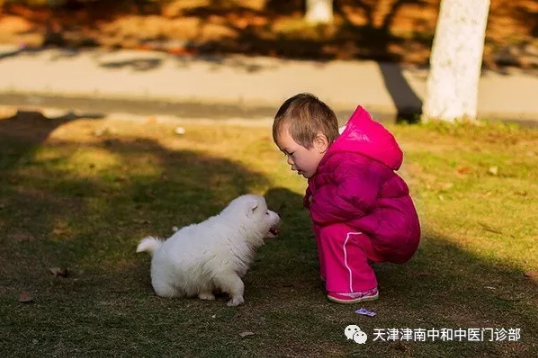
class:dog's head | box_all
[222,194,280,244]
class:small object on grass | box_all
[524,271,538,281]
[488,166,498,176]
[172,226,179,232]
[355,307,376,317]
[239,331,255,338]
[484,286,496,290]
[174,127,186,135]
[18,291,33,303]
[133,219,151,225]
[394,342,410,352]
[478,222,504,235]
[49,267,69,277]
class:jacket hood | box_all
[326,106,403,170]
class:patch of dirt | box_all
[0,0,537,68]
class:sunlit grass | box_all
[393,122,538,272]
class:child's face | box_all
[275,127,327,179]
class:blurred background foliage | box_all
[0,0,536,68]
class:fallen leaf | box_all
[133,219,151,224]
[18,291,33,303]
[52,228,67,236]
[488,166,498,175]
[393,342,410,352]
[478,222,503,235]
[439,182,454,191]
[456,167,472,174]
[8,232,35,242]
[524,271,538,281]
[49,267,69,277]
[239,331,255,338]
[113,175,127,183]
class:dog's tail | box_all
[136,236,163,255]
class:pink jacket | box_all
[305,106,420,263]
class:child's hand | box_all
[303,193,313,208]
[303,187,313,208]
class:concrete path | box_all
[1,44,537,125]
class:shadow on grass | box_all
[0,116,536,356]
[0,118,270,275]
[0,108,104,175]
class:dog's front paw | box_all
[198,292,215,301]
[227,296,244,306]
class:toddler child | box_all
[272,93,420,303]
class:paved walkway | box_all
[1,44,537,125]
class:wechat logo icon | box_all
[345,325,368,344]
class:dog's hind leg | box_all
[197,280,216,301]
[214,273,245,306]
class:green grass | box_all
[0,114,537,357]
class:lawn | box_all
[0,111,537,357]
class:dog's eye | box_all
[266,211,269,215]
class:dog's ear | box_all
[246,198,259,217]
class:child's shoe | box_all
[327,287,379,304]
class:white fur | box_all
[136,194,280,306]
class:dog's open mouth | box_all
[269,227,280,236]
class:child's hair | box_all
[273,93,339,149]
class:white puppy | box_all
[136,194,280,306]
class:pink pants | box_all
[314,223,383,293]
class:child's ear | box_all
[314,133,329,153]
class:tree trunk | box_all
[305,0,333,24]
[422,0,491,122]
